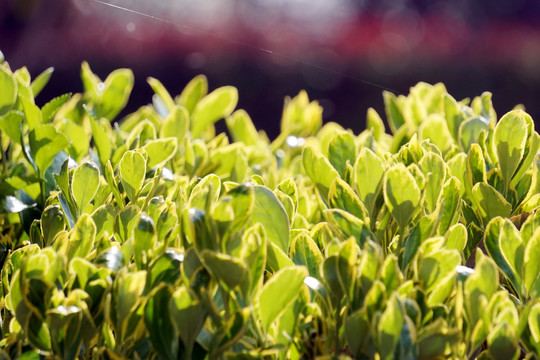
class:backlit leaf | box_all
[0,111,23,145]
[119,150,146,204]
[177,74,208,115]
[28,124,69,174]
[354,147,384,218]
[384,163,421,231]
[95,68,134,120]
[252,185,290,253]
[0,64,16,115]
[494,110,528,187]
[143,137,177,168]
[377,294,404,360]
[328,131,355,178]
[191,86,238,138]
[290,232,323,278]
[71,161,100,215]
[256,266,307,332]
[30,67,54,97]
[302,145,340,201]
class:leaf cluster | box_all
[0,55,540,359]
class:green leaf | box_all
[266,240,294,273]
[417,318,460,359]
[419,114,453,152]
[487,323,520,360]
[86,106,112,167]
[383,91,406,134]
[494,110,528,187]
[143,137,177,168]
[336,238,359,302]
[366,107,385,140]
[201,250,247,289]
[177,74,208,115]
[239,224,267,298]
[377,294,404,360]
[96,68,133,120]
[133,214,156,269]
[324,208,373,247]
[280,90,322,137]
[256,266,307,332]
[41,93,71,123]
[328,131,356,178]
[447,153,466,195]
[322,255,343,303]
[222,183,255,233]
[328,177,368,222]
[380,255,402,294]
[119,150,146,203]
[354,147,385,218]
[160,105,189,150]
[401,216,436,270]
[146,249,183,289]
[30,67,54,97]
[384,163,421,231]
[466,144,486,191]
[484,218,523,295]
[512,132,540,188]
[419,152,446,213]
[21,96,43,130]
[81,61,100,99]
[289,232,323,278]
[252,185,290,253]
[437,177,461,235]
[226,109,260,146]
[148,77,176,114]
[114,204,140,242]
[444,223,467,252]
[0,64,17,115]
[524,229,540,298]
[41,205,65,247]
[114,270,146,339]
[302,145,340,201]
[104,160,123,208]
[528,303,540,344]
[191,86,238,138]
[71,161,100,215]
[419,249,460,305]
[67,213,96,260]
[28,124,69,174]
[345,309,371,358]
[57,118,88,162]
[458,116,489,150]
[444,94,465,142]
[27,314,52,352]
[144,284,178,360]
[471,183,512,223]
[170,286,206,357]
[0,111,23,145]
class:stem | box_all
[0,135,6,174]
[39,175,46,209]
[222,288,230,320]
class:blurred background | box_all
[2,0,540,138]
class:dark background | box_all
[2,0,540,138]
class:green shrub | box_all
[0,54,540,359]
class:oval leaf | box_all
[256,266,307,332]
